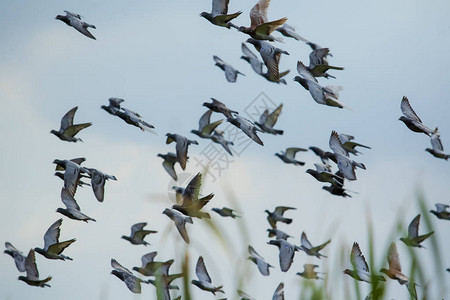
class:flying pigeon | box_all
[191,109,223,139]
[34,219,75,260]
[272,282,285,300]
[115,106,156,133]
[53,158,89,196]
[275,147,307,165]
[57,187,96,222]
[18,250,52,287]
[399,96,437,136]
[191,256,224,295]
[132,252,174,277]
[166,133,198,170]
[276,24,308,41]
[306,163,342,184]
[307,48,344,79]
[430,203,450,220]
[157,152,180,181]
[101,98,124,115]
[425,133,449,160]
[203,98,238,118]
[56,10,96,39]
[147,260,183,299]
[121,223,157,246]
[210,129,234,155]
[213,56,245,82]
[4,242,26,272]
[200,0,242,28]
[50,106,92,142]
[267,228,292,240]
[299,232,331,258]
[296,264,322,280]
[86,168,117,202]
[265,206,296,229]
[329,131,366,181]
[248,245,273,276]
[400,214,434,248]
[227,114,264,146]
[246,38,289,81]
[163,208,193,244]
[343,242,385,283]
[267,239,299,272]
[255,104,283,135]
[111,258,148,293]
[338,133,371,156]
[212,207,240,218]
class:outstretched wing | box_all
[195,256,212,283]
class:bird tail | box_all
[283,218,292,224]
[213,286,224,294]
[275,129,284,135]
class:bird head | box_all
[398,116,407,122]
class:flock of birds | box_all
[3,1,450,299]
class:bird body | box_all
[255,104,283,135]
[200,0,242,28]
[399,96,437,136]
[57,187,96,222]
[163,208,193,243]
[18,250,51,287]
[430,203,450,220]
[426,133,449,160]
[34,219,75,261]
[212,207,240,218]
[265,206,296,229]
[192,256,224,295]
[4,242,26,272]
[111,259,148,293]
[227,114,264,146]
[267,239,299,272]
[275,147,307,165]
[246,38,289,81]
[121,223,157,246]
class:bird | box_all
[267,228,292,240]
[329,131,365,181]
[213,56,245,82]
[275,147,307,165]
[200,0,242,28]
[191,109,223,139]
[265,206,296,229]
[343,242,385,283]
[210,129,234,155]
[425,133,449,160]
[400,214,434,248]
[121,223,157,246]
[162,208,193,244]
[111,258,148,293]
[132,252,174,277]
[276,24,308,41]
[227,113,264,146]
[307,48,344,79]
[212,207,240,218]
[296,264,322,280]
[18,249,52,288]
[338,133,371,156]
[267,239,299,272]
[248,245,273,276]
[255,104,283,135]
[430,203,450,220]
[56,187,96,222]
[86,168,117,202]
[306,163,342,184]
[299,232,331,258]
[157,152,180,181]
[191,256,224,295]
[50,106,92,142]
[166,133,198,170]
[34,219,75,261]
[322,182,352,198]
[147,260,183,299]
[309,146,329,164]
[101,98,124,115]
[399,96,437,136]
[53,158,89,196]
[246,38,289,81]
[237,0,287,42]
[55,11,96,39]
[4,242,26,272]
[115,106,156,133]
[272,282,285,300]
[294,61,349,109]
[203,98,238,118]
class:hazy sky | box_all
[1,0,450,299]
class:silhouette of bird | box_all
[246,38,289,81]
[157,152,179,181]
[203,98,238,118]
[212,207,240,218]
[338,133,371,156]
[227,113,264,146]
[267,228,292,240]
[53,158,89,196]
[400,214,434,248]
[272,282,285,300]
[132,252,173,277]
[307,48,344,79]
[191,109,223,139]
[309,146,329,164]
[296,264,322,280]
[276,24,307,41]
[210,129,234,155]
[56,11,96,39]
[267,239,299,272]
[86,168,117,202]
[50,106,91,142]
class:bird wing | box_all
[248,245,263,259]
[63,163,81,196]
[408,215,420,239]
[162,159,177,181]
[387,242,401,272]
[61,187,80,210]
[196,256,212,283]
[351,242,369,272]
[338,134,354,144]
[260,43,280,80]
[198,109,213,131]
[279,241,295,271]
[69,18,96,40]
[212,0,229,15]
[297,61,317,83]
[265,104,282,127]
[109,98,124,108]
[254,17,288,36]
[70,157,86,165]
[250,0,271,29]
[272,282,285,300]
[174,215,190,243]
[25,249,40,280]
[90,169,106,202]
[274,206,296,215]
[131,223,147,236]
[64,10,82,19]
[300,232,313,249]
[185,173,202,204]
[335,155,356,181]
[329,131,348,156]
[141,251,158,267]
[242,42,259,60]
[63,122,92,138]
[435,203,449,212]
[175,137,189,170]
[60,106,78,130]
[285,147,307,159]
[430,133,444,151]
[224,65,239,82]
[43,219,63,250]
[47,239,75,255]
[258,109,269,125]
[124,274,141,293]
[111,258,133,275]
[401,96,422,123]
[309,48,330,67]
[313,239,331,252]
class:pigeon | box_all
[309,146,329,164]
[267,239,299,272]
[56,187,96,222]
[121,223,157,246]
[275,147,307,165]
[400,214,434,248]
[399,96,437,136]
[191,109,223,139]
[111,258,148,293]
[238,290,256,300]
[227,113,264,146]
[86,168,117,202]
[212,207,240,218]
[276,24,308,41]
[294,61,349,109]
[338,134,371,156]
[53,158,89,196]
[296,264,322,280]
[306,163,342,184]
[166,133,198,170]
[426,133,449,160]
[210,129,234,155]
[147,261,183,300]
[132,252,173,277]
[18,250,51,287]
[4,242,26,272]
[55,11,96,40]
[255,104,283,135]
[329,131,365,181]
[343,242,385,283]
[272,282,285,300]
[237,0,287,42]
[172,173,214,219]
[192,256,224,295]
[265,206,296,229]
[430,203,450,220]
[34,219,75,261]
[267,228,292,240]
[115,106,156,133]
[50,106,92,142]
[163,208,193,244]
[157,152,179,181]
[322,183,352,198]
[299,232,331,258]
[307,48,344,79]
[101,98,124,115]
[203,98,238,118]
[248,245,273,276]
[246,38,289,81]
[54,171,90,187]
[213,56,245,82]
[200,0,242,28]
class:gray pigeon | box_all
[227,113,264,146]
[50,106,92,142]
[54,171,90,187]
[299,232,331,258]
[267,239,299,272]
[200,0,242,28]
[166,133,198,170]
[307,48,344,79]
[203,98,238,118]
[191,109,223,139]
[430,203,450,220]
[211,129,234,155]
[399,96,437,136]
[329,131,365,181]
[191,256,224,295]
[4,242,26,272]
[86,168,117,202]
[246,38,289,81]
[101,98,124,115]
[56,11,96,40]
[133,252,174,277]
[255,104,283,135]
[306,163,342,184]
[309,146,329,164]
[343,242,385,283]
[34,219,75,260]
[111,258,148,293]
[157,152,179,181]
[248,245,273,276]
[163,208,193,244]
[400,214,434,248]
[322,170,354,198]
[265,206,296,229]
[212,207,240,218]
[294,61,348,109]
[276,24,308,41]
[426,133,449,160]
[121,223,157,246]
[213,56,245,82]
[53,158,89,196]
[297,264,322,280]
[339,133,371,155]
[115,106,156,133]
[18,250,51,288]
[272,282,285,300]
[275,147,307,165]
[57,187,96,222]
[267,228,292,240]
